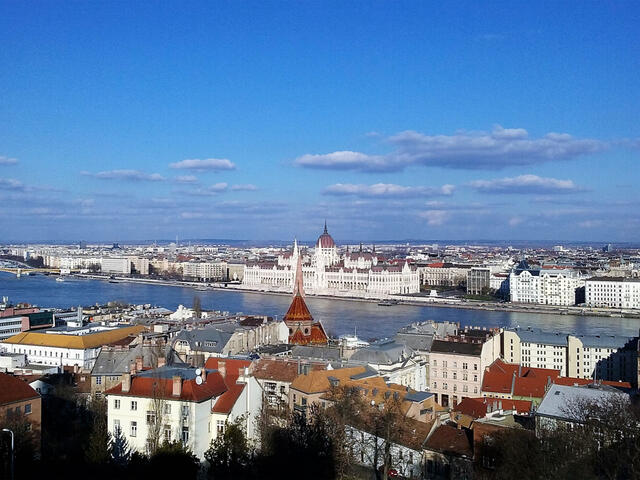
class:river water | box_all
[1,272,639,340]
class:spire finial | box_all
[294,252,305,298]
[323,219,328,234]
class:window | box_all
[473,374,478,382]
[182,405,190,417]
[164,403,171,414]
[131,401,137,411]
[462,363,468,370]
[24,403,32,415]
[432,360,437,367]
[164,425,171,441]
[130,421,137,437]
[474,364,478,371]
[96,376,102,385]
[14,406,20,415]
[182,426,189,444]
[302,397,307,406]
[114,399,120,409]
[114,419,120,433]
[146,411,156,425]
[217,420,225,436]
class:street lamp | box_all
[2,428,13,480]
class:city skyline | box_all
[1,2,639,242]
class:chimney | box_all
[201,369,207,382]
[172,375,182,397]
[157,357,166,368]
[136,356,143,372]
[218,361,226,378]
[122,373,131,393]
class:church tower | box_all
[283,253,328,345]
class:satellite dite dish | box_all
[195,368,202,376]
[195,376,203,385]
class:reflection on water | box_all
[1,272,639,340]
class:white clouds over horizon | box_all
[469,174,583,194]
[0,156,18,166]
[323,183,455,198]
[81,169,166,182]
[169,158,236,171]
[294,126,606,172]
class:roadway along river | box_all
[1,272,639,340]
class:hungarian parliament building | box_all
[243,223,420,296]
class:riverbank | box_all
[69,273,640,320]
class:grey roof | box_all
[348,364,379,380]
[510,328,634,349]
[136,364,201,380]
[430,340,482,356]
[395,332,434,353]
[92,344,176,376]
[404,391,434,402]
[349,340,412,365]
[398,321,458,338]
[574,334,634,349]
[537,384,629,422]
[174,327,234,353]
[290,345,341,361]
[515,329,568,346]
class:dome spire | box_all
[323,219,328,234]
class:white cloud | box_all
[295,126,606,172]
[419,210,448,226]
[231,184,258,191]
[294,151,397,172]
[81,169,165,182]
[323,183,455,198]
[0,156,18,166]
[469,174,582,194]
[169,158,236,171]
[175,175,198,184]
[0,178,24,190]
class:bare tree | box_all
[193,296,202,319]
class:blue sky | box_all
[0,1,638,243]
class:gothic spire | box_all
[323,219,328,234]
[293,250,305,298]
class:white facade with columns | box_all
[243,225,419,296]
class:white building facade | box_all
[585,277,640,309]
[509,268,585,306]
[243,225,419,296]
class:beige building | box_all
[429,330,501,407]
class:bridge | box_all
[0,267,63,277]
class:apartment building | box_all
[429,329,501,407]
[509,266,585,306]
[0,324,145,370]
[105,361,261,460]
[585,277,640,309]
[502,328,637,384]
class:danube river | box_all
[1,272,639,340]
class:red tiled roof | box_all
[0,372,40,405]
[454,397,532,419]
[283,294,314,322]
[427,262,445,268]
[204,358,252,379]
[424,425,473,457]
[251,358,325,382]
[212,382,245,413]
[104,370,227,403]
[553,377,632,390]
[481,359,560,399]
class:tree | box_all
[205,416,253,479]
[85,394,111,465]
[0,415,39,479]
[146,377,168,455]
[109,426,131,467]
[148,440,200,478]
